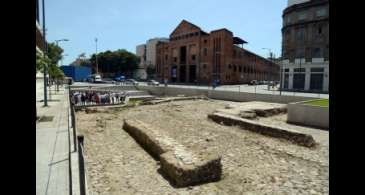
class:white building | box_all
[281,0,329,93]
[135,38,169,79]
[135,44,147,79]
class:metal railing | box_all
[68,85,90,195]
[77,135,86,195]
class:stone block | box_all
[160,151,221,187]
[122,119,222,187]
[208,113,316,147]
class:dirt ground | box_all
[76,99,329,195]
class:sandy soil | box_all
[76,99,328,195]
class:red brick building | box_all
[156,20,279,85]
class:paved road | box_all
[72,81,329,99]
[36,84,70,195]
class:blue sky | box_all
[43,0,287,65]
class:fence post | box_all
[67,104,73,195]
[77,135,86,195]
[72,106,77,152]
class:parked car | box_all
[125,79,139,86]
[268,81,275,86]
[147,80,160,86]
[86,74,102,83]
[249,80,258,85]
[114,75,125,82]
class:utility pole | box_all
[42,0,48,107]
[95,38,98,74]
[262,48,274,84]
[279,60,282,96]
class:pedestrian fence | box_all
[68,86,92,195]
[77,135,93,195]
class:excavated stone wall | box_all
[122,119,222,187]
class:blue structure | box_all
[60,66,91,82]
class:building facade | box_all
[156,20,279,85]
[135,44,147,79]
[36,0,45,53]
[36,0,46,80]
[135,38,169,80]
[281,0,329,92]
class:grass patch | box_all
[128,99,142,106]
[303,99,329,107]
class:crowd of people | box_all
[70,91,127,106]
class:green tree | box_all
[46,42,65,91]
[90,49,139,77]
[36,50,51,73]
[47,43,64,66]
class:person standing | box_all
[164,78,168,87]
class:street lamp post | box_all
[42,0,48,107]
[55,39,69,66]
[279,60,282,96]
[262,48,274,88]
[95,38,98,74]
[61,54,68,67]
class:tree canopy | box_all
[36,50,50,73]
[35,42,65,80]
[89,49,140,76]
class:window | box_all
[296,48,305,58]
[195,32,199,36]
[204,39,207,43]
[239,66,242,72]
[233,65,237,72]
[204,48,208,56]
[174,57,177,62]
[298,12,307,21]
[294,68,305,72]
[203,64,207,69]
[286,15,291,24]
[316,8,327,17]
[189,33,194,37]
[284,69,289,72]
[296,27,305,41]
[165,55,168,60]
[311,68,324,72]
[285,30,291,40]
[312,48,323,58]
[318,27,322,35]
[192,55,196,60]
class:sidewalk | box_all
[36,84,70,195]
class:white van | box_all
[87,74,102,83]
[94,74,102,83]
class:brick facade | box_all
[156,20,279,85]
